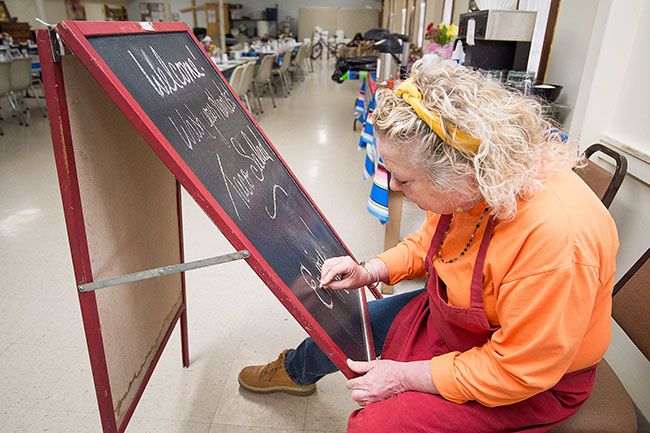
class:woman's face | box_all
[377,136,472,215]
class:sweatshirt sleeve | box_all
[429,263,604,407]
[376,212,439,285]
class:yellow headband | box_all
[395,78,481,155]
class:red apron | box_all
[347,214,597,433]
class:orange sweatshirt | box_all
[377,170,618,407]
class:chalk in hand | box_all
[320,274,342,288]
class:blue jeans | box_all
[285,288,426,386]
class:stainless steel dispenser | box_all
[376,53,399,81]
[375,34,407,80]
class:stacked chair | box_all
[239,61,257,114]
[272,51,292,97]
[228,61,254,113]
[0,56,46,133]
[290,44,307,83]
[0,61,11,135]
[229,43,314,114]
[252,54,276,113]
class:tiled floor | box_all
[0,58,424,432]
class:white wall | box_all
[544,0,600,128]
[605,0,650,160]
[547,0,650,427]
[128,0,380,35]
[298,7,379,40]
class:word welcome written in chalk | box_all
[128,45,206,97]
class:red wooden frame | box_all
[39,20,380,433]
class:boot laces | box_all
[262,350,290,380]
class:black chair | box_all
[573,143,627,208]
[551,247,650,433]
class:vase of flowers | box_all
[424,22,459,59]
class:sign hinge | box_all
[49,30,64,63]
[37,19,64,63]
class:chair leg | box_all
[30,84,46,118]
[283,71,292,92]
[253,83,264,114]
[267,81,276,108]
[252,90,262,114]
[20,96,30,127]
[8,93,24,125]
[285,73,291,94]
[280,73,289,97]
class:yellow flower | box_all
[447,24,459,38]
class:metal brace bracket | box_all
[37,19,64,63]
[78,250,250,292]
[49,30,64,63]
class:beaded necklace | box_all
[437,206,490,264]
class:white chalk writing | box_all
[128,45,206,98]
[169,104,216,150]
[265,185,289,219]
[216,126,275,220]
[201,79,238,127]
[299,242,349,309]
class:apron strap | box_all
[469,216,495,309]
[424,214,452,274]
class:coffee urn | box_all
[375,34,407,81]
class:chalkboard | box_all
[60,23,375,370]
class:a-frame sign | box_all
[37,21,379,433]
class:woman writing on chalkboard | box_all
[238,61,618,432]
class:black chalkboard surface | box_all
[87,31,374,363]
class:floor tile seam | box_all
[301,387,311,431]
[13,407,98,416]
[26,405,98,416]
[208,419,305,431]
[229,295,258,360]
[207,356,237,425]
[129,415,212,425]
[0,341,15,351]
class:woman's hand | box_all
[319,256,371,290]
[345,359,437,406]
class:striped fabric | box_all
[354,79,366,121]
[358,73,377,150]
[367,159,389,224]
[359,94,375,150]
[363,132,378,179]
[351,72,389,223]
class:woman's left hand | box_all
[345,358,437,406]
[346,359,408,406]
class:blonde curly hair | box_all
[371,60,578,220]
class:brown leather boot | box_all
[238,349,317,396]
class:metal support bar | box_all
[78,250,250,292]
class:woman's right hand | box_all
[320,256,371,290]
